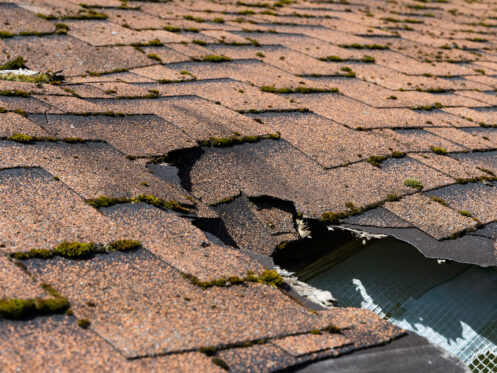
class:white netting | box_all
[302,238,497,372]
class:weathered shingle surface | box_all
[0,0,494,370]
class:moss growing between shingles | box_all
[54,241,96,259]
[0,89,30,97]
[429,196,448,206]
[8,133,35,143]
[78,318,91,328]
[86,195,191,213]
[163,25,181,33]
[192,39,207,45]
[209,194,239,206]
[387,193,400,202]
[13,248,54,260]
[366,155,387,167]
[319,55,344,62]
[360,55,376,63]
[339,43,389,50]
[404,177,423,189]
[107,240,142,252]
[183,15,205,22]
[410,102,443,111]
[341,66,356,78]
[86,68,128,76]
[202,55,232,63]
[260,86,339,94]
[0,284,68,319]
[0,31,14,39]
[0,56,27,70]
[147,53,162,62]
[184,269,284,289]
[40,10,108,20]
[199,133,280,148]
[459,210,472,217]
[0,72,51,84]
[212,358,229,371]
[431,146,448,155]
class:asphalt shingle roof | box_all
[0,0,495,370]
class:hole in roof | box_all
[274,228,497,372]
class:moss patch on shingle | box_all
[260,86,339,94]
[198,133,280,148]
[201,55,232,63]
[0,283,68,319]
[404,177,423,189]
[183,269,284,289]
[86,194,191,213]
[0,56,27,70]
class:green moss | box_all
[183,15,204,22]
[459,210,472,217]
[257,270,284,286]
[0,299,35,319]
[341,66,356,77]
[320,55,344,62]
[78,318,91,328]
[212,358,229,370]
[199,133,280,148]
[202,55,232,63]
[192,39,207,45]
[429,196,448,206]
[339,43,389,50]
[86,195,190,213]
[60,11,108,20]
[260,86,339,94]
[8,133,35,143]
[147,53,162,62]
[55,23,69,33]
[410,102,443,111]
[431,146,448,155]
[107,240,142,252]
[366,155,387,167]
[86,196,126,208]
[184,269,283,289]
[404,177,423,189]
[311,329,321,335]
[34,297,69,314]
[0,56,26,71]
[387,193,400,202]
[0,286,68,319]
[360,55,376,63]
[210,194,238,206]
[13,248,54,260]
[0,72,51,84]
[86,68,128,76]
[54,241,96,259]
[321,211,345,224]
[0,31,14,39]
[163,25,181,33]
[391,151,406,158]
[0,89,30,97]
